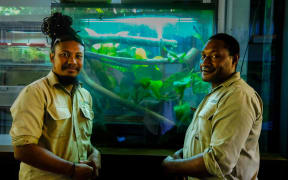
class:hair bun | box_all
[41,12,73,39]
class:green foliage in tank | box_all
[0,46,49,63]
[85,42,210,125]
[83,25,210,126]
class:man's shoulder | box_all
[11,76,48,110]
[25,76,48,91]
[232,78,256,95]
[219,78,261,103]
[211,78,255,100]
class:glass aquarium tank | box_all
[55,4,216,148]
[0,4,51,134]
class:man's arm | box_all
[162,152,211,178]
[83,93,101,178]
[14,144,94,179]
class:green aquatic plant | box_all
[174,102,193,125]
[91,43,118,56]
[190,72,210,94]
[86,41,210,128]
[81,70,174,126]
[162,71,193,101]
[86,59,118,91]
[116,48,134,58]
[5,46,48,63]
[162,46,186,63]
[0,7,49,16]
[119,65,163,104]
[173,75,193,105]
[138,78,163,100]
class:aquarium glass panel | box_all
[53,6,215,148]
[247,0,284,155]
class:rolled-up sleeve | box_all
[202,88,261,177]
[203,147,224,178]
[10,85,45,146]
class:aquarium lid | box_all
[60,0,215,4]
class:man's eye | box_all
[211,55,220,60]
[201,55,206,60]
[61,52,69,58]
[76,55,83,59]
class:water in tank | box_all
[54,4,216,148]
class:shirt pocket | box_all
[197,101,216,146]
[79,104,94,137]
[45,107,72,138]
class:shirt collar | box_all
[47,71,59,87]
[211,72,241,92]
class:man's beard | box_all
[53,71,79,86]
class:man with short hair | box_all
[162,33,263,180]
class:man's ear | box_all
[50,53,55,64]
[233,54,239,65]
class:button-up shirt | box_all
[183,72,263,180]
[10,71,95,180]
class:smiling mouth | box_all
[201,69,214,73]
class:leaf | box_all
[174,102,193,125]
[173,76,192,87]
[149,80,163,99]
[95,8,104,14]
[133,65,162,81]
[178,52,187,63]
[139,78,151,89]
[163,71,191,89]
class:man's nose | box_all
[67,56,77,64]
[201,56,212,66]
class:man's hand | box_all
[162,152,210,179]
[162,155,174,171]
[13,144,96,179]
[162,149,183,172]
[73,163,94,180]
[81,149,101,179]
[162,156,186,180]
[172,149,183,159]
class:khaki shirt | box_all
[183,72,263,180]
[10,71,95,180]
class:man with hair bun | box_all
[162,33,263,180]
[10,12,101,180]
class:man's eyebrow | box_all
[59,50,83,54]
[202,50,218,54]
[59,49,70,53]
